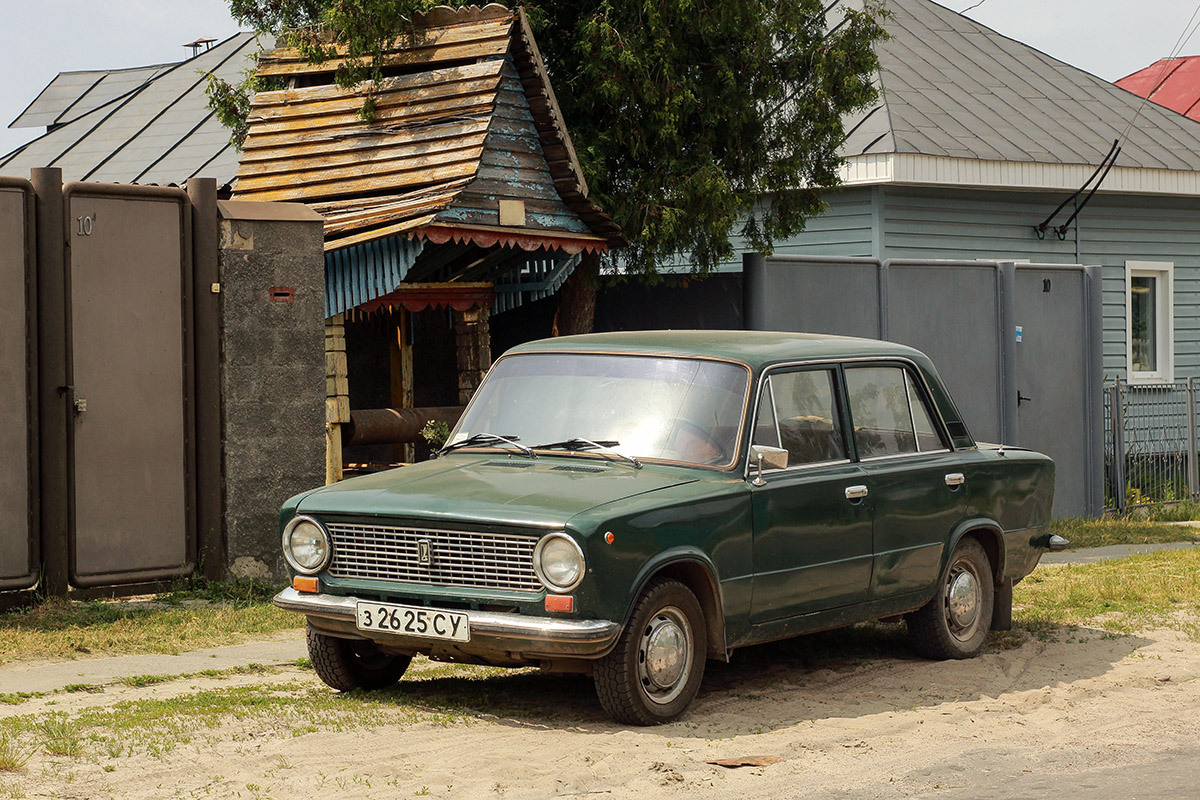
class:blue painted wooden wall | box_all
[711,184,1200,383]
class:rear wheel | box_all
[306,624,412,691]
[594,579,707,725]
[908,538,994,660]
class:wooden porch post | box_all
[455,305,492,405]
[325,313,349,483]
[389,307,415,463]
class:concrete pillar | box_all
[217,200,325,581]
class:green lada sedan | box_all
[274,331,1058,725]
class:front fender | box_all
[623,548,728,657]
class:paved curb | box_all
[0,631,306,696]
[1041,540,1200,565]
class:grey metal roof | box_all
[837,0,1200,171]
[0,33,261,186]
[10,64,174,130]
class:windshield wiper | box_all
[532,438,642,469]
[439,432,536,458]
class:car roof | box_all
[505,330,929,372]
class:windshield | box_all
[448,353,751,467]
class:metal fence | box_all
[1106,377,1198,511]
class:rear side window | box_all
[845,365,945,458]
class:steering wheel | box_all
[669,420,727,465]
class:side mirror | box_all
[750,444,788,486]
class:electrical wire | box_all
[1119,1,1200,143]
[1036,1,1200,237]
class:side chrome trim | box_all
[274,587,621,647]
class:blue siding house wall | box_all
[783,187,1200,383]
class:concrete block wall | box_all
[217,201,326,581]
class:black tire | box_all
[908,538,994,660]
[306,624,412,691]
[594,579,707,725]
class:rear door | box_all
[843,363,968,599]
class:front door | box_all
[749,367,873,623]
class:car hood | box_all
[297,454,700,529]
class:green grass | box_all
[1016,547,1200,635]
[0,581,302,665]
[1130,500,1200,522]
[1048,517,1199,550]
[0,675,487,763]
[0,733,33,773]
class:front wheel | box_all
[908,538,994,660]
[594,579,707,725]
[306,624,412,691]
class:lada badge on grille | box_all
[417,539,433,566]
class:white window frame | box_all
[1125,260,1174,384]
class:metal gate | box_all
[63,184,195,587]
[0,179,37,591]
[744,253,1104,517]
[1011,265,1103,518]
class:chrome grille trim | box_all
[326,523,543,593]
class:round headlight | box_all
[534,533,585,592]
[282,516,331,574]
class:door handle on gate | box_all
[945,473,965,487]
[845,485,869,501]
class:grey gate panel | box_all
[743,254,881,336]
[64,185,194,586]
[745,253,1105,517]
[0,180,37,590]
[883,261,1005,444]
[1012,265,1103,518]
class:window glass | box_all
[764,370,845,465]
[752,379,781,449]
[1130,275,1157,373]
[846,367,916,458]
[906,372,944,452]
[451,354,750,466]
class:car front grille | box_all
[325,522,543,593]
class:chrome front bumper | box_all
[274,587,621,659]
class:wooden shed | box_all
[232,3,623,476]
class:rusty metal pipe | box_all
[345,407,464,447]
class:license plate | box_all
[355,601,470,642]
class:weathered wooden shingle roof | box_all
[233,4,622,253]
[835,0,1200,172]
[1,34,261,186]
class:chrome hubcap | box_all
[946,566,981,637]
[638,606,693,705]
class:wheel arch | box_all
[627,552,727,661]
[949,519,1006,585]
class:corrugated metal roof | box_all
[837,0,1200,171]
[1117,57,1200,122]
[0,33,262,186]
[233,5,622,252]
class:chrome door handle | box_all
[845,485,869,500]
[945,473,965,487]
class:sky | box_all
[2,0,1199,158]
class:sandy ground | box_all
[3,619,1200,800]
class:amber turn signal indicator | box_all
[544,594,574,612]
[292,575,319,593]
